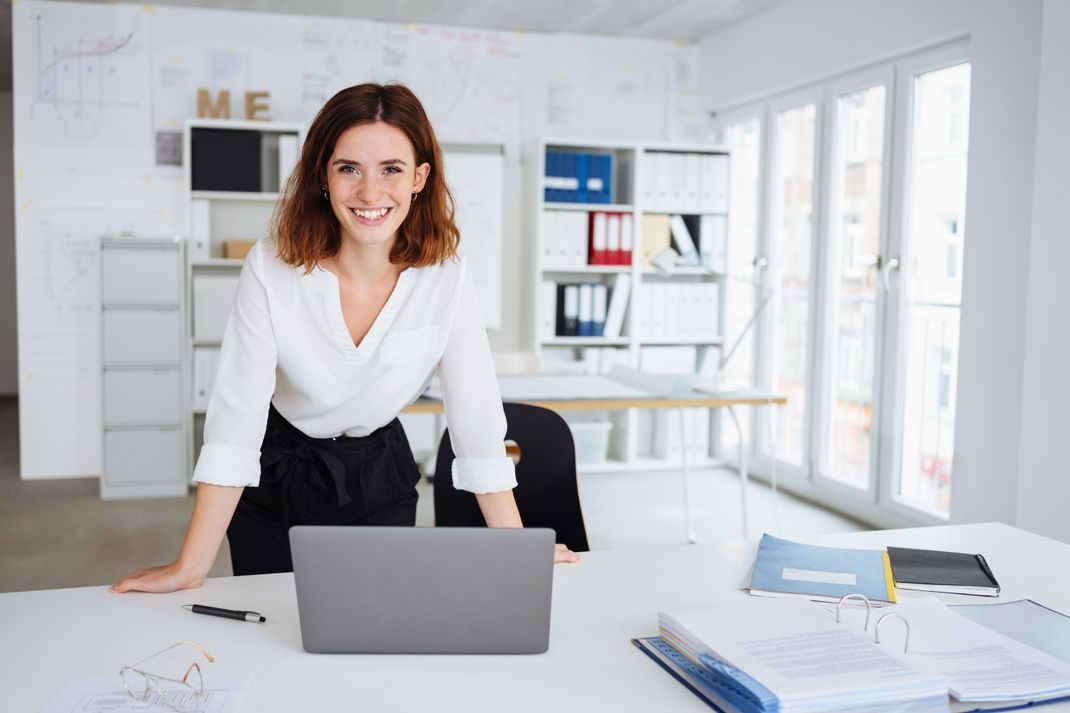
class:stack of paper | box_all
[637,597,1070,712]
[649,598,949,712]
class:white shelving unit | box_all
[532,137,731,470]
[183,118,305,475]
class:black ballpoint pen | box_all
[183,604,266,623]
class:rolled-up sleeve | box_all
[437,263,517,494]
[192,243,278,487]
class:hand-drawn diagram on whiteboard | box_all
[301,20,521,150]
[13,1,151,147]
[301,18,411,118]
[150,6,303,133]
[18,211,101,379]
[407,28,522,151]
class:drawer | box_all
[192,274,240,341]
[103,309,182,364]
[104,428,184,485]
[103,369,182,425]
[101,247,182,304]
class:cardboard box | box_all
[223,240,256,259]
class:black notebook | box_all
[887,546,1001,597]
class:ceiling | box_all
[1,0,790,91]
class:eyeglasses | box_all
[119,640,215,712]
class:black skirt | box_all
[226,405,422,576]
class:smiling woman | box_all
[274,84,459,272]
[109,84,578,595]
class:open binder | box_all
[637,596,1070,713]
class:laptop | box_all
[289,526,556,654]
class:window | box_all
[769,103,817,467]
[716,42,970,526]
[896,61,970,516]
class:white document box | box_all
[192,274,240,341]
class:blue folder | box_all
[749,534,896,603]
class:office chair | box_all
[433,402,590,552]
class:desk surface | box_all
[5,523,1068,712]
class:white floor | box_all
[416,465,865,550]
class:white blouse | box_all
[191,239,516,494]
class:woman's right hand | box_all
[109,562,206,594]
[110,483,244,595]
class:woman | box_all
[112,83,578,594]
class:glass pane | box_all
[824,86,886,489]
[720,118,761,453]
[769,104,816,467]
[897,62,970,515]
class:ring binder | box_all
[874,612,911,653]
[834,593,872,630]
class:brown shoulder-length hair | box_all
[272,83,460,271]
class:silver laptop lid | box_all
[289,526,555,654]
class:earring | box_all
[321,186,329,200]
[412,191,420,201]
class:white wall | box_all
[697,0,1047,531]
[0,92,15,395]
[1016,0,1070,542]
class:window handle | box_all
[882,256,901,290]
[753,256,769,271]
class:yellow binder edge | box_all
[882,550,897,603]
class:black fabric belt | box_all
[258,405,410,511]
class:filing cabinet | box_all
[99,237,188,499]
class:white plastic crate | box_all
[569,421,612,464]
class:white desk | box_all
[5,523,1069,712]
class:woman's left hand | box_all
[554,543,580,564]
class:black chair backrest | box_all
[433,403,589,552]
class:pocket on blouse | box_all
[380,325,440,362]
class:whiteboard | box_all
[443,146,504,330]
[11,0,699,478]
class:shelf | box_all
[190,259,244,268]
[191,190,281,202]
[543,202,633,212]
[641,141,730,154]
[641,266,723,277]
[542,265,632,275]
[638,209,728,217]
[541,337,630,347]
[639,337,723,346]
